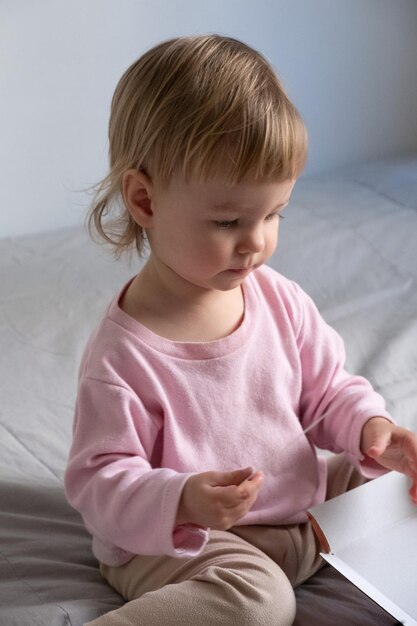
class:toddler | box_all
[65,35,417,626]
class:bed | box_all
[1,155,416,625]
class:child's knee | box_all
[246,561,296,626]
[207,557,296,626]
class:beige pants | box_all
[86,455,365,626]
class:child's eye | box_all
[266,211,285,220]
[214,219,238,229]
[214,211,286,229]
[265,212,278,221]
[265,212,285,221]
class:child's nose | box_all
[237,226,265,255]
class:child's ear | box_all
[122,169,154,228]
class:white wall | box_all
[1,0,417,237]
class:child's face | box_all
[145,174,296,293]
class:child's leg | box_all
[230,453,367,588]
[324,452,367,501]
[86,529,296,626]
[230,520,322,588]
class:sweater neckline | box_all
[108,273,258,359]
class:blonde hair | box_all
[88,34,308,257]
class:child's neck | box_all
[120,259,245,342]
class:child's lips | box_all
[227,264,258,274]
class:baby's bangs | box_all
[178,104,308,185]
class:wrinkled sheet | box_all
[1,155,416,625]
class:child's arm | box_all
[65,378,205,560]
[176,468,264,528]
[287,281,393,472]
[360,417,417,503]
[65,376,263,560]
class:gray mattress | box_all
[1,155,416,625]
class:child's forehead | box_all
[165,173,296,207]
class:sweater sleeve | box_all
[290,281,393,477]
[64,377,208,561]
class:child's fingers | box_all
[215,484,248,508]
[366,433,391,459]
[409,479,417,505]
[206,474,263,529]
[242,470,264,486]
[364,424,392,459]
[210,467,253,487]
[238,471,264,497]
[228,477,264,522]
[220,472,263,508]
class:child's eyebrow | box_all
[210,199,290,212]
[210,203,240,212]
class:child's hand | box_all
[361,416,417,504]
[176,467,264,530]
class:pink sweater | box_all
[64,265,391,566]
